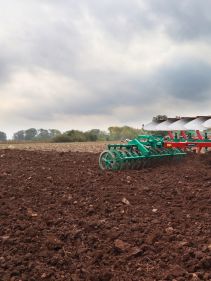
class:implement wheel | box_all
[99,150,121,170]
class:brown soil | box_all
[0,150,211,281]
[0,141,113,153]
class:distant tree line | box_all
[13,128,61,141]
[52,126,144,142]
[0,126,167,143]
[0,116,171,142]
[1,126,145,142]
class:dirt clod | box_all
[121,197,130,205]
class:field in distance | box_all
[0,141,118,153]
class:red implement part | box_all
[180,131,187,139]
[164,142,211,149]
[168,131,174,139]
[196,130,203,140]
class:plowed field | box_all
[0,149,211,280]
[0,142,111,153]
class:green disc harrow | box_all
[99,135,186,170]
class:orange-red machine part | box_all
[164,142,211,149]
[165,129,210,149]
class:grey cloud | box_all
[10,67,163,122]
[38,0,154,40]
[0,56,9,83]
[11,67,157,122]
[0,1,88,82]
[10,56,211,123]
[81,0,154,41]
[156,58,211,100]
[1,0,211,81]
[1,0,211,136]
[0,45,19,84]
[23,0,153,77]
[0,0,154,77]
[147,0,211,41]
[41,0,211,43]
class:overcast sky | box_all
[1,0,211,137]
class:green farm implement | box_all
[99,135,186,170]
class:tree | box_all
[49,129,61,139]
[37,129,50,140]
[97,131,109,141]
[153,115,168,122]
[65,130,86,142]
[25,128,37,140]
[13,130,25,141]
[120,126,142,139]
[0,131,7,141]
[108,127,122,140]
[53,134,71,142]
[85,129,100,141]
[108,126,144,140]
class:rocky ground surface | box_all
[0,149,211,281]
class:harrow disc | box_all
[99,150,121,170]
